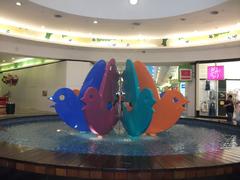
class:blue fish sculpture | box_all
[51,60,106,132]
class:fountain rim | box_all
[1,115,240,179]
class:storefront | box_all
[196,59,240,118]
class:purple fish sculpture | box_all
[82,58,119,136]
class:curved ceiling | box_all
[0,0,239,49]
[29,0,227,20]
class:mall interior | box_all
[0,0,240,180]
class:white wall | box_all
[0,61,92,113]
[0,62,67,112]
[66,61,92,90]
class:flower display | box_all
[2,74,19,86]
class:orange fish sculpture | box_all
[134,61,189,135]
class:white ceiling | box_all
[0,0,239,37]
[29,0,227,20]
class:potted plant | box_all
[1,74,19,114]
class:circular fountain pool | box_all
[1,115,240,179]
[1,115,240,156]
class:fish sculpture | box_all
[122,59,155,136]
[82,59,119,135]
[51,60,106,132]
[134,60,189,135]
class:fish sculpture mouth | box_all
[80,97,87,104]
[177,100,189,111]
[182,99,190,110]
[180,99,189,109]
[179,103,187,111]
[48,96,55,108]
[49,104,55,108]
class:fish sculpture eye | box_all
[172,97,179,103]
[59,95,65,101]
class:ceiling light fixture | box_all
[0,63,12,67]
[180,18,186,21]
[41,25,45,29]
[210,11,219,15]
[129,0,138,5]
[1,17,240,48]
[54,14,62,18]
[132,22,141,26]
[93,20,98,24]
[13,57,33,63]
[16,2,22,6]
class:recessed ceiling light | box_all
[210,11,219,15]
[16,2,22,6]
[54,14,62,18]
[132,22,141,26]
[93,20,98,24]
[180,18,186,21]
[129,0,138,5]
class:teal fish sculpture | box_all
[122,60,155,136]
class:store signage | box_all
[207,66,224,80]
[179,69,192,81]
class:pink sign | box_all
[207,66,224,80]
